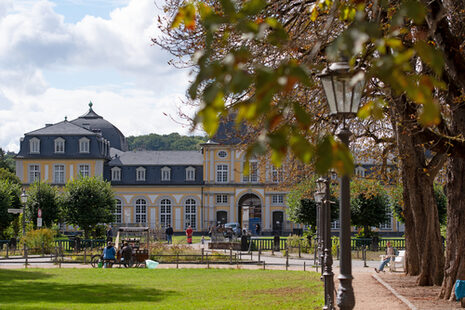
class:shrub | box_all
[286,234,311,253]
[21,228,56,254]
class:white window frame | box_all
[160,199,172,228]
[216,164,228,183]
[243,161,259,183]
[114,199,122,223]
[184,198,197,230]
[28,164,40,183]
[135,198,147,223]
[136,167,146,181]
[271,166,284,183]
[79,137,90,153]
[78,164,90,177]
[53,164,65,184]
[355,166,366,177]
[54,137,65,154]
[331,220,341,230]
[161,166,171,181]
[380,210,393,230]
[111,167,121,181]
[271,194,284,205]
[29,137,40,154]
[216,194,228,204]
[185,166,195,181]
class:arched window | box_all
[184,199,196,230]
[135,199,146,223]
[160,199,172,228]
[115,199,122,223]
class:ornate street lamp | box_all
[314,178,325,273]
[20,190,28,237]
[315,177,335,310]
[319,61,365,310]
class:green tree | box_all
[25,182,60,229]
[0,148,15,173]
[0,180,21,238]
[61,177,116,238]
[0,168,20,184]
[350,180,390,238]
[127,133,207,151]
[287,178,339,232]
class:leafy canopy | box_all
[172,0,444,175]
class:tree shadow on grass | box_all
[0,269,53,281]
[0,269,178,306]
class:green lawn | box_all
[0,268,323,310]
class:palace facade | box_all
[15,103,291,234]
[15,103,404,236]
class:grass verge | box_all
[0,268,323,310]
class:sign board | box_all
[37,218,43,227]
[38,208,42,218]
[8,208,23,214]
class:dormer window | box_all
[111,167,121,181]
[79,137,90,153]
[136,167,146,181]
[186,167,195,181]
[161,166,171,181]
[54,137,65,153]
[29,137,40,154]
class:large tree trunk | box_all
[440,91,465,299]
[392,96,445,285]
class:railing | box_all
[54,239,106,251]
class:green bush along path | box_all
[0,268,323,310]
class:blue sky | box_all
[0,0,193,152]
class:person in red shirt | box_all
[186,225,193,244]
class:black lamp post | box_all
[315,177,334,310]
[319,62,364,310]
[20,190,28,237]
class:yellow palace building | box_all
[15,103,291,234]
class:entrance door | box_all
[272,211,284,235]
[238,194,261,233]
[216,211,227,225]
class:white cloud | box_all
[0,0,194,152]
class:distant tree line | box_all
[127,133,207,151]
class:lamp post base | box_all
[336,274,355,310]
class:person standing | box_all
[165,225,174,244]
[106,226,113,243]
[255,223,261,236]
[186,225,193,244]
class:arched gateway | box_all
[238,193,261,234]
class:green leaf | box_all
[196,106,220,137]
[293,102,313,127]
[404,0,426,24]
[315,136,333,174]
[240,0,267,16]
[415,41,444,76]
[220,0,236,15]
[419,101,441,127]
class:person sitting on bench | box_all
[103,242,116,268]
[375,241,395,273]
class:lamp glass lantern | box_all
[20,190,28,204]
[314,177,326,203]
[319,62,365,117]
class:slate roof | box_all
[70,102,128,151]
[25,121,96,136]
[109,150,203,166]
